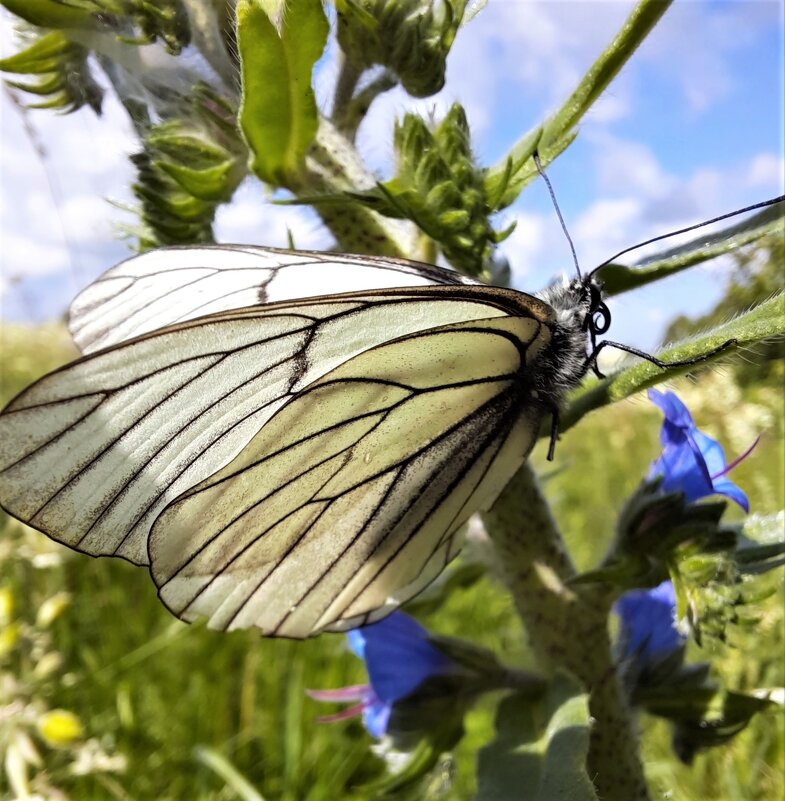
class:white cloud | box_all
[747,153,785,191]
[572,197,644,266]
[0,12,139,312]
[586,91,631,125]
[214,179,329,249]
[634,1,777,115]
[0,234,66,282]
[496,210,548,282]
[589,133,676,199]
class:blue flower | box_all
[615,580,685,662]
[648,389,757,512]
[308,612,454,738]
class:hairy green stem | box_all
[299,120,416,256]
[482,462,650,801]
[331,52,362,128]
[182,0,239,91]
[334,70,397,141]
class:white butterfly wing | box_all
[150,312,549,637]
[3,238,559,637]
[69,245,476,354]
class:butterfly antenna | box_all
[591,194,785,275]
[533,151,582,279]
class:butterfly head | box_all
[534,273,610,401]
[539,274,610,341]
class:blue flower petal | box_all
[615,580,685,661]
[711,476,750,513]
[649,388,693,432]
[358,612,453,703]
[692,429,728,478]
[347,629,366,660]
[647,389,749,511]
[651,443,714,499]
[362,697,392,739]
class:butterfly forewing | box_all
[0,288,543,592]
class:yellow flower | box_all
[37,709,84,747]
[0,586,13,625]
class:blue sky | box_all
[0,0,783,353]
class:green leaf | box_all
[0,0,98,29]
[635,685,778,764]
[476,674,598,801]
[237,0,328,185]
[194,746,267,801]
[560,292,785,433]
[0,30,102,114]
[596,200,785,296]
[485,0,672,210]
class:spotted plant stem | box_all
[482,462,651,801]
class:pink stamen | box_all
[315,702,367,724]
[306,685,370,703]
[712,435,761,479]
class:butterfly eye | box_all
[591,302,611,335]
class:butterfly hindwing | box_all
[150,314,548,637]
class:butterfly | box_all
[0,244,608,637]
[0,229,737,639]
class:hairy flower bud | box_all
[336,0,467,97]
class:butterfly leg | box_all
[546,405,560,462]
[584,337,738,378]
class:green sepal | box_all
[0,0,99,30]
[336,0,467,97]
[669,551,777,647]
[571,481,733,594]
[561,292,785,434]
[0,30,102,114]
[635,684,779,765]
[129,86,246,248]
[237,0,328,186]
[320,104,508,277]
[149,127,245,203]
[157,158,242,203]
[596,200,785,297]
[128,0,191,54]
[0,32,76,74]
[1,1,191,54]
[100,0,191,54]
[476,673,598,801]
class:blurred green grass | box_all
[1,323,782,800]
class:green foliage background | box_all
[0,1,782,798]
[1,298,782,800]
